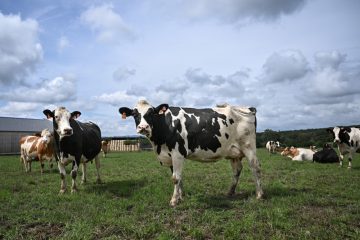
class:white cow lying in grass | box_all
[281,147,315,161]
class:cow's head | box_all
[43,107,81,139]
[327,127,351,144]
[40,128,53,144]
[119,100,169,138]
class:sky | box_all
[0,0,359,137]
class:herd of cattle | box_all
[18,101,359,206]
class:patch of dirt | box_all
[22,222,64,240]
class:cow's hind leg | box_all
[58,162,67,194]
[228,158,243,196]
[170,156,184,207]
[348,153,353,169]
[71,161,79,193]
[94,155,101,184]
[244,149,263,199]
[81,162,87,184]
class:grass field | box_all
[0,149,359,239]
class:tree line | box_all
[256,125,360,149]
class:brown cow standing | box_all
[19,129,54,173]
[101,140,110,158]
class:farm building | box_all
[0,117,52,155]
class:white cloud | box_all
[0,102,40,118]
[94,91,140,107]
[0,13,43,86]
[299,51,360,104]
[0,76,76,103]
[314,51,346,70]
[57,36,70,53]
[80,3,136,44]
[184,0,306,24]
[113,67,136,81]
[261,50,309,83]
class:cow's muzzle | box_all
[137,125,151,136]
[62,128,73,136]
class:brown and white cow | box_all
[281,146,315,161]
[101,140,110,158]
[19,129,54,173]
[119,100,263,206]
[327,127,360,168]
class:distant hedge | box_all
[256,126,360,148]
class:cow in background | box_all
[19,129,54,173]
[119,100,263,206]
[266,141,280,154]
[281,146,315,161]
[327,127,360,168]
[101,140,110,158]
[43,107,102,193]
[313,143,339,163]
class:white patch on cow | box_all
[54,107,73,139]
[333,127,341,142]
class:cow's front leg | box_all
[339,152,344,167]
[228,158,243,196]
[348,153,353,169]
[71,161,79,193]
[170,156,184,207]
[39,156,44,174]
[58,161,67,194]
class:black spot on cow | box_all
[168,153,172,157]
[169,107,181,117]
[148,110,187,157]
[182,108,226,153]
[225,133,229,139]
[229,118,234,124]
[339,127,351,146]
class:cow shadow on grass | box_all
[85,178,147,198]
[195,186,310,209]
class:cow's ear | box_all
[326,128,334,133]
[119,107,133,119]
[43,109,54,119]
[343,127,351,133]
[154,104,169,114]
[71,111,81,119]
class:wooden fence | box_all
[108,140,140,152]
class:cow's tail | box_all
[249,107,257,131]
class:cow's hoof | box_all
[81,180,86,185]
[347,167,352,169]
[256,192,264,200]
[59,189,66,194]
[170,199,178,207]
[71,188,78,193]
[227,191,235,197]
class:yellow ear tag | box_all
[122,112,127,119]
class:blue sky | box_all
[0,0,359,137]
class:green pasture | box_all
[0,149,359,239]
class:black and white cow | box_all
[43,107,102,193]
[312,143,339,163]
[327,127,360,168]
[265,140,280,154]
[119,100,263,206]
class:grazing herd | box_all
[17,101,359,206]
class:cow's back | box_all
[182,105,256,159]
